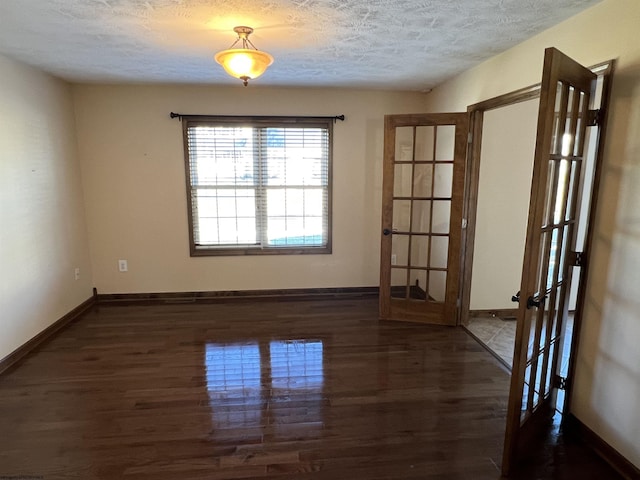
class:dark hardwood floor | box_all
[0,297,622,479]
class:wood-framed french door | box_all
[502,47,599,475]
[379,113,467,325]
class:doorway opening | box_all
[465,96,538,369]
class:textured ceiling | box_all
[0,0,601,90]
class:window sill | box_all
[190,245,332,256]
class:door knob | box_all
[511,291,521,303]
[383,228,392,236]
[526,294,546,309]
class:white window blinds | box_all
[183,117,332,255]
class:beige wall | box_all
[0,54,93,360]
[470,99,537,311]
[73,85,427,294]
[425,0,640,468]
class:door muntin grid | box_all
[521,81,590,420]
[390,125,454,303]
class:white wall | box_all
[0,54,93,361]
[424,0,640,468]
[470,99,537,311]
[73,85,427,294]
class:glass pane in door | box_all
[432,201,451,234]
[409,236,429,269]
[395,127,414,160]
[430,236,449,269]
[433,164,454,197]
[391,235,409,266]
[435,125,455,161]
[428,271,447,302]
[415,126,435,160]
[409,270,428,300]
[390,268,408,299]
[392,200,411,232]
[394,164,413,197]
[413,164,433,197]
[412,200,432,233]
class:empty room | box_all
[1,0,639,478]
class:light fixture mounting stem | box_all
[226,26,261,50]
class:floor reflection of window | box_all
[270,340,324,437]
[204,341,325,440]
[270,340,323,390]
[205,343,263,437]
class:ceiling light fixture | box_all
[214,26,274,86]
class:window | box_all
[182,116,332,256]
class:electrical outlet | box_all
[74,267,80,280]
[391,254,397,265]
[118,259,128,272]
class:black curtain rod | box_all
[170,112,345,123]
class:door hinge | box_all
[456,298,461,308]
[462,218,468,229]
[587,109,602,127]
[467,132,473,144]
[553,374,567,390]
[568,251,586,267]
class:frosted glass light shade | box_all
[215,49,274,83]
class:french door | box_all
[502,48,597,474]
[379,113,467,325]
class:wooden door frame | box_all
[458,83,542,327]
